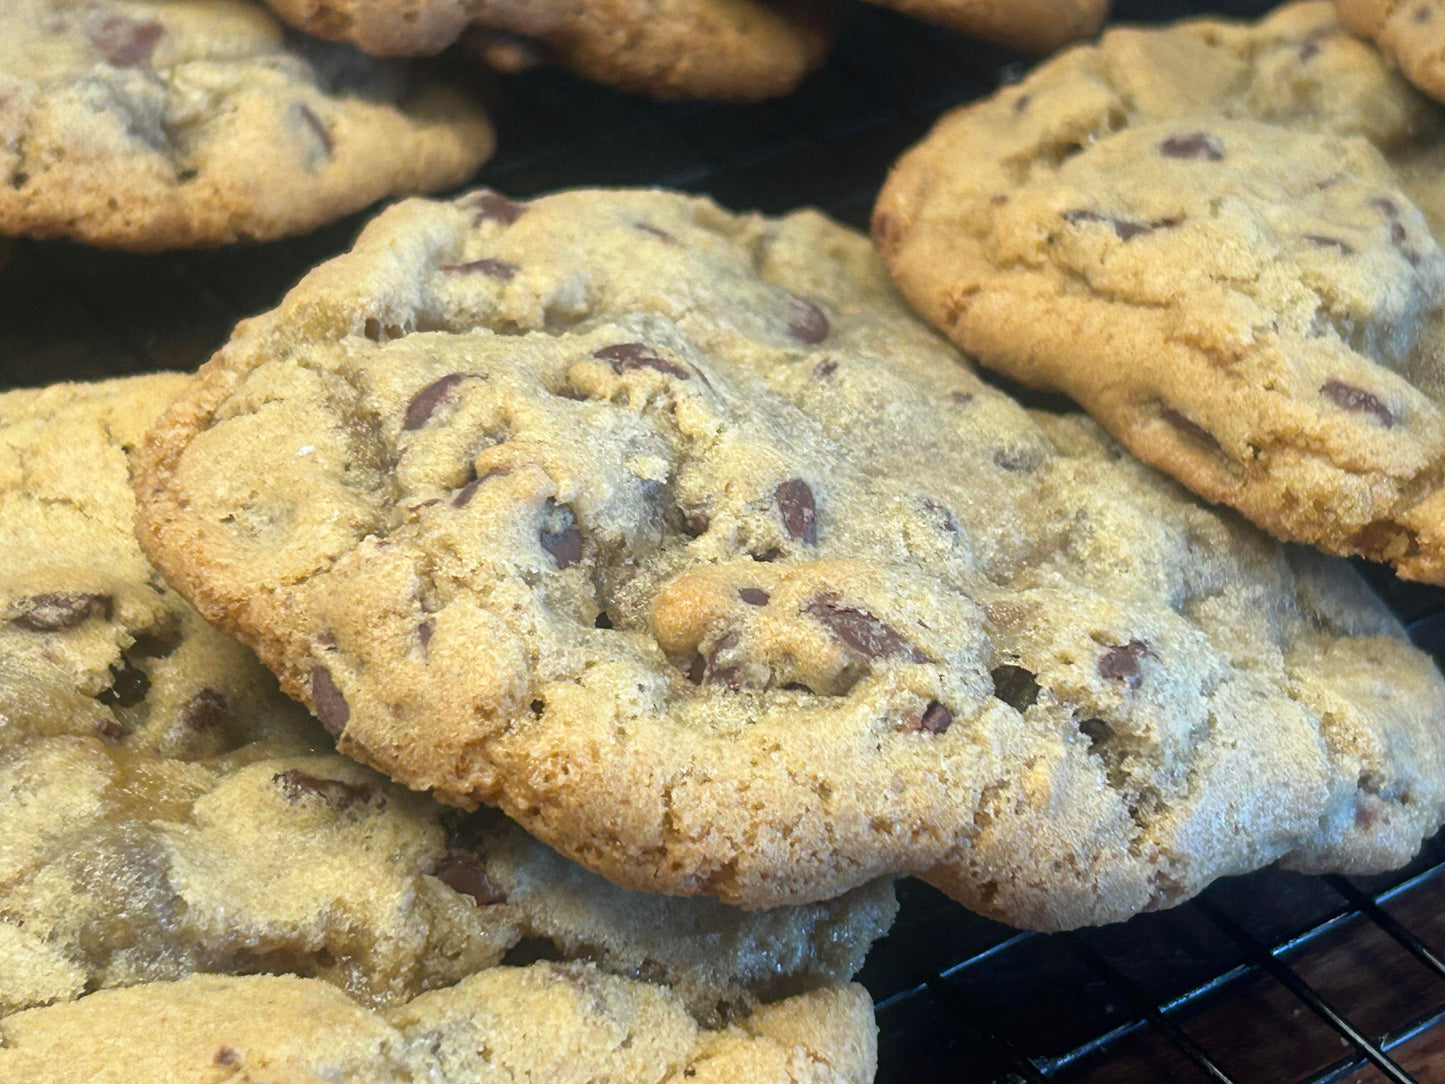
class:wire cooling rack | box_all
[3,1,1445,1079]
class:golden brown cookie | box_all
[1337,0,1445,103]
[862,0,1106,54]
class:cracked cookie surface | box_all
[0,0,493,249]
[1,375,895,1023]
[1338,0,1445,103]
[0,973,876,1084]
[875,1,1445,583]
[860,0,1105,54]
[258,0,834,101]
[134,188,1445,929]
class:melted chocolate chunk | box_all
[179,689,227,732]
[738,587,770,606]
[11,592,111,631]
[403,373,477,431]
[903,701,954,734]
[541,503,583,568]
[440,257,517,281]
[213,1048,240,1067]
[453,467,511,508]
[1098,640,1152,688]
[465,190,525,227]
[635,223,679,245]
[88,15,163,66]
[297,104,333,156]
[311,666,350,737]
[273,769,377,813]
[1303,234,1354,254]
[592,343,690,380]
[416,618,436,649]
[1079,718,1112,747]
[1062,209,1180,242]
[686,632,743,689]
[434,851,507,905]
[990,665,1040,712]
[775,479,818,545]
[949,390,974,405]
[683,509,711,537]
[1161,408,1223,454]
[1321,380,1395,427]
[1157,132,1224,161]
[96,662,149,709]
[787,296,830,344]
[805,596,925,662]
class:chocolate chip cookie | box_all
[259,0,834,101]
[0,374,895,1023]
[1338,0,1445,103]
[875,1,1445,583]
[0,973,875,1083]
[861,0,1105,54]
[134,187,1445,930]
[0,0,493,250]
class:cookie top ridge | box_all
[0,0,493,249]
[875,1,1445,583]
[134,187,1445,929]
[860,0,1106,55]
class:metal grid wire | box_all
[3,1,1445,1079]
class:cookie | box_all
[1338,0,1445,103]
[0,0,493,250]
[134,188,1445,930]
[0,375,896,1021]
[861,0,1105,54]
[0,374,312,758]
[259,0,834,101]
[0,973,875,1084]
[874,1,1445,583]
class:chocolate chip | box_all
[434,851,506,905]
[990,665,1040,712]
[1371,196,1423,267]
[752,547,783,563]
[1158,132,1224,161]
[1416,4,1432,22]
[296,104,332,157]
[685,632,743,689]
[465,190,525,227]
[540,503,583,568]
[787,296,830,344]
[814,359,838,378]
[1062,209,1180,242]
[993,446,1037,472]
[922,497,958,534]
[683,509,711,537]
[1014,94,1031,113]
[903,701,954,734]
[213,1048,240,1067]
[179,689,227,732]
[11,592,111,631]
[1098,640,1152,688]
[88,15,163,66]
[416,618,435,649]
[1161,408,1223,454]
[440,257,517,281]
[404,373,477,431]
[1079,718,1112,747]
[96,662,149,709]
[273,769,377,813]
[1321,380,1395,427]
[949,390,974,405]
[1303,234,1354,254]
[775,479,818,545]
[738,587,770,606]
[592,343,690,380]
[311,666,349,737]
[594,611,614,629]
[635,223,679,245]
[805,595,925,662]
[130,628,180,658]
[453,467,511,508]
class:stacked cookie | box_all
[6,3,1445,1080]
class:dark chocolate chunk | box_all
[949,390,974,405]
[434,851,507,905]
[453,467,511,508]
[416,618,435,649]
[440,257,517,281]
[179,689,227,732]
[465,189,525,227]
[403,373,476,431]
[1321,380,1395,427]
[1079,718,1112,747]
[805,596,925,662]
[11,592,111,631]
[541,503,583,568]
[903,701,953,734]
[635,223,679,245]
[738,587,770,606]
[592,343,690,380]
[787,296,830,344]
[814,359,838,378]
[273,769,377,813]
[311,666,350,737]
[1098,640,1152,688]
[1303,234,1354,254]
[88,15,163,66]
[1161,408,1224,454]
[990,665,1040,712]
[1063,209,1180,242]
[96,662,149,709]
[213,1048,240,1067]
[775,479,818,545]
[1158,132,1224,161]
